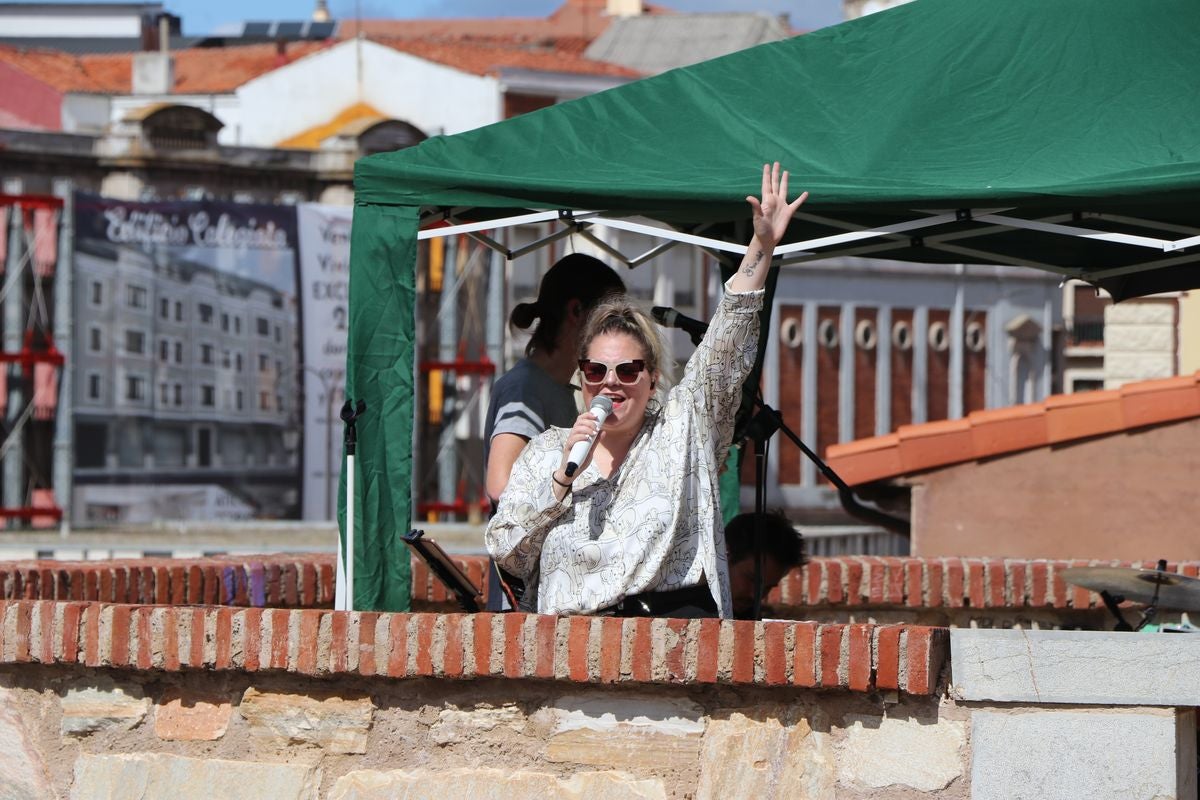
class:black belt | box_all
[599,584,718,618]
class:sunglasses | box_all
[578,358,647,386]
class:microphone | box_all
[564,395,613,477]
[652,306,708,344]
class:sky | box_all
[49,0,845,37]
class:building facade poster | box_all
[295,203,350,521]
[72,195,303,524]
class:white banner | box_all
[296,203,351,520]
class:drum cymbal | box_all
[1061,567,1200,611]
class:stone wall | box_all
[0,599,963,799]
[1104,298,1179,388]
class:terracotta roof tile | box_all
[1120,374,1200,429]
[1043,389,1124,444]
[967,404,1046,460]
[375,36,642,78]
[336,0,671,43]
[895,418,973,475]
[0,44,110,92]
[3,34,632,98]
[76,41,334,95]
[826,371,1200,486]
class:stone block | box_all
[238,687,373,754]
[328,768,665,800]
[60,679,150,736]
[836,713,965,792]
[430,704,525,745]
[1106,301,1175,326]
[951,628,1200,705]
[695,708,834,800]
[540,695,704,770]
[0,688,55,799]
[1104,352,1174,382]
[1104,324,1174,353]
[971,708,1195,800]
[154,687,233,741]
[70,753,319,800]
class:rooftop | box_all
[0,32,637,98]
[825,371,1200,486]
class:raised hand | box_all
[746,161,809,250]
[731,163,809,293]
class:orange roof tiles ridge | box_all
[825,370,1200,486]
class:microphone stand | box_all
[738,396,911,620]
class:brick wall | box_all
[0,600,948,695]
[5,554,1195,623]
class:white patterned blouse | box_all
[485,282,763,617]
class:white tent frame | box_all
[416,206,1200,283]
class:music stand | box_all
[402,529,483,612]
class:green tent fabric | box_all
[345,0,1200,610]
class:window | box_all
[125,375,145,402]
[200,385,215,407]
[88,374,101,400]
[257,317,270,336]
[259,354,270,373]
[222,350,231,369]
[274,325,281,343]
[199,343,214,365]
[91,281,103,306]
[235,353,243,373]
[126,285,147,309]
[125,330,145,355]
[160,298,169,319]
[160,383,169,404]
[234,317,242,335]
[159,339,169,362]
[174,342,183,363]
[236,390,243,410]
[221,313,229,332]
[173,384,182,406]
[259,391,271,411]
[174,301,183,322]
[198,303,214,324]
[89,328,102,353]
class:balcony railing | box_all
[1068,319,1105,346]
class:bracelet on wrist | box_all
[551,473,572,489]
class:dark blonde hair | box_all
[510,253,625,357]
[579,297,673,400]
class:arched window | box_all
[130,104,224,151]
[356,119,428,156]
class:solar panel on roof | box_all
[275,21,303,38]
[243,22,271,36]
[308,21,335,38]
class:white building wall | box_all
[0,9,143,37]
[235,40,500,147]
[107,93,244,143]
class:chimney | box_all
[132,14,174,94]
[606,0,643,17]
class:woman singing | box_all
[486,163,808,617]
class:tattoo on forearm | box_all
[741,249,764,277]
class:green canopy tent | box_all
[344,0,1200,610]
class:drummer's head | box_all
[725,511,806,619]
[510,254,625,357]
[578,298,668,437]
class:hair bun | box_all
[510,301,539,330]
